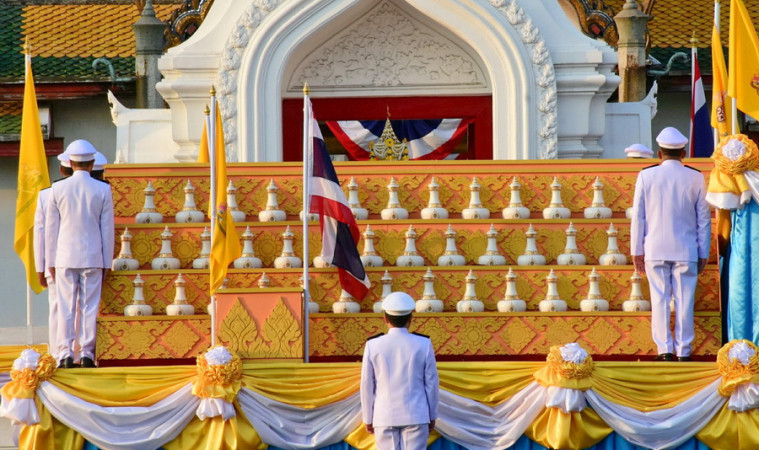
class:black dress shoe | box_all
[58,357,74,369]
[677,356,692,362]
[653,353,674,361]
[80,357,97,368]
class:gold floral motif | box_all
[498,319,536,353]
[96,318,210,360]
[582,318,622,354]
[162,320,202,356]
[111,178,146,217]
[537,228,566,264]
[563,175,594,213]
[253,230,283,267]
[174,230,202,267]
[373,229,406,265]
[417,228,446,264]
[129,229,162,267]
[458,230,488,264]
[262,298,303,358]
[218,299,262,357]
[151,178,189,217]
[501,229,527,264]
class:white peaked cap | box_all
[624,143,653,158]
[656,127,688,149]
[93,151,108,171]
[57,152,71,168]
[381,292,416,316]
[65,139,97,162]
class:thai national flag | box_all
[306,99,370,300]
[690,49,714,157]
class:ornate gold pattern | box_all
[96,318,210,360]
[217,297,303,359]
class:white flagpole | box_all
[302,83,311,363]
[209,88,218,347]
[714,0,721,147]
[690,43,697,157]
[27,284,34,345]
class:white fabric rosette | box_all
[0,349,55,426]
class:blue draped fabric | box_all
[726,198,759,342]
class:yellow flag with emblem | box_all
[197,106,210,163]
[712,6,732,138]
[14,45,50,294]
[209,102,240,294]
[728,0,759,119]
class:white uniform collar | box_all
[387,327,409,335]
[660,159,683,167]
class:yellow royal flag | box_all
[209,102,240,294]
[712,18,732,137]
[197,107,210,163]
[728,0,759,119]
[14,49,50,294]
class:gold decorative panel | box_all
[96,317,210,360]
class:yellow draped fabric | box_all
[525,408,611,450]
[697,404,759,448]
[437,362,540,405]
[533,346,593,391]
[163,403,265,450]
[17,398,85,450]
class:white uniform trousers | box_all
[646,260,698,357]
[55,268,103,360]
[45,275,60,360]
[375,425,429,450]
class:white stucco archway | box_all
[217,0,557,162]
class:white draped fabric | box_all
[0,396,38,426]
[37,382,198,450]
[544,386,587,413]
[728,382,759,412]
[585,379,725,450]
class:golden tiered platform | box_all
[97,159,721,364]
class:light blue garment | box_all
[727,198,759,342]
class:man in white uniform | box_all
[45,140,114,369]
[630,127,711,362]
[34,152,73,361]
[361,292,439,449]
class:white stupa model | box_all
[583,177,612,219]
[497,268,526,312]
[456,270,485,312]
[135,181,163,224]
[437,224,466,266]
[556,222,586,265]
[373,270,394,313]
[416,268,444,312]
[502,177,531,219]
[151,226,181,270]
[192,227,211,269]
[421,177,448,219]
[347,177,368,220]
[381,177,409,220]
[234,226,263,269]
[542,177,571,219]
[124,274,152,316]
[360,224,384,268]
[175,180,205,223]
[112,228,140,271]
[273,226,302,268]
[462,177,490,219]
[333,289,360,314]
[517,224,546,266]
[622,270,651,311]
[300,274,320,314]
[259,179,287,222]
[396,225,425,266]
[579,268,609,311]
[166,273,194,315]
[598,223,627,265]
[538,269,567,312]
[226,180,246,222]
[478,224,506,266]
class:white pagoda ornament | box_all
[347,177,368,220]
[580,268,609,311]
[416,268,444,313]
[437,225,466,266]
[112,228,140,271]
[313,249,333,268]
[556,222,586,266]
[583,177,612,219]
[274,226,302,268]
[598,223,627,265]
[626,206,633,219]
[542,177,571,219]
[421,177,448,220]
[259,179,287,222]
[517,224,546,266]
[396,225,425,266]
[478,224,506,266]
[192,227,211,269]
[622,270,651,311]
[381,177,409,220]
[175,180,205,223]
[151,226,181,270]
[299,209,319,222]
[457,270,485,312]
[497,268,526,312]
[300,274,320,314]
[226,180,246,222]
[333,289,361,313]
[234,226,263,269]
[502,177,531,219]
[374,270,393,313]
[124,274,152,316]
[539,269,567,312]
[135,181,163,224]
[360,224,384,268]
[166,273,194,315]
[462,177,490,220]
[258,272,270,288]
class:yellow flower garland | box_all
[533,345,594,391]
[716,340,759,397]
[713,134,759,175]
[192,347,243,403]
[0,352,56,400]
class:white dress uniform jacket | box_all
[34,188,52,275]
[45,170,114,270]
[361,327,439,428]
[630,160,711,262]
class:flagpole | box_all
[714,0,721,147]
[302,83,311,364]
[690,35,697,158]
[209,87,218,347]
[27,285,34,345]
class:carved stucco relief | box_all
[216,0,557,161]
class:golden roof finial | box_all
[204,105,210,115]
[22,36,31,56]
[303,82,310,96]
[210,85,216,97]
[690,30,699,48]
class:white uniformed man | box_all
[91,151,108,183]
[625,143,654,219]
[630,127,711,362]
[45,140,114,369]
[34,152,73,361]
[361,292,439,449]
